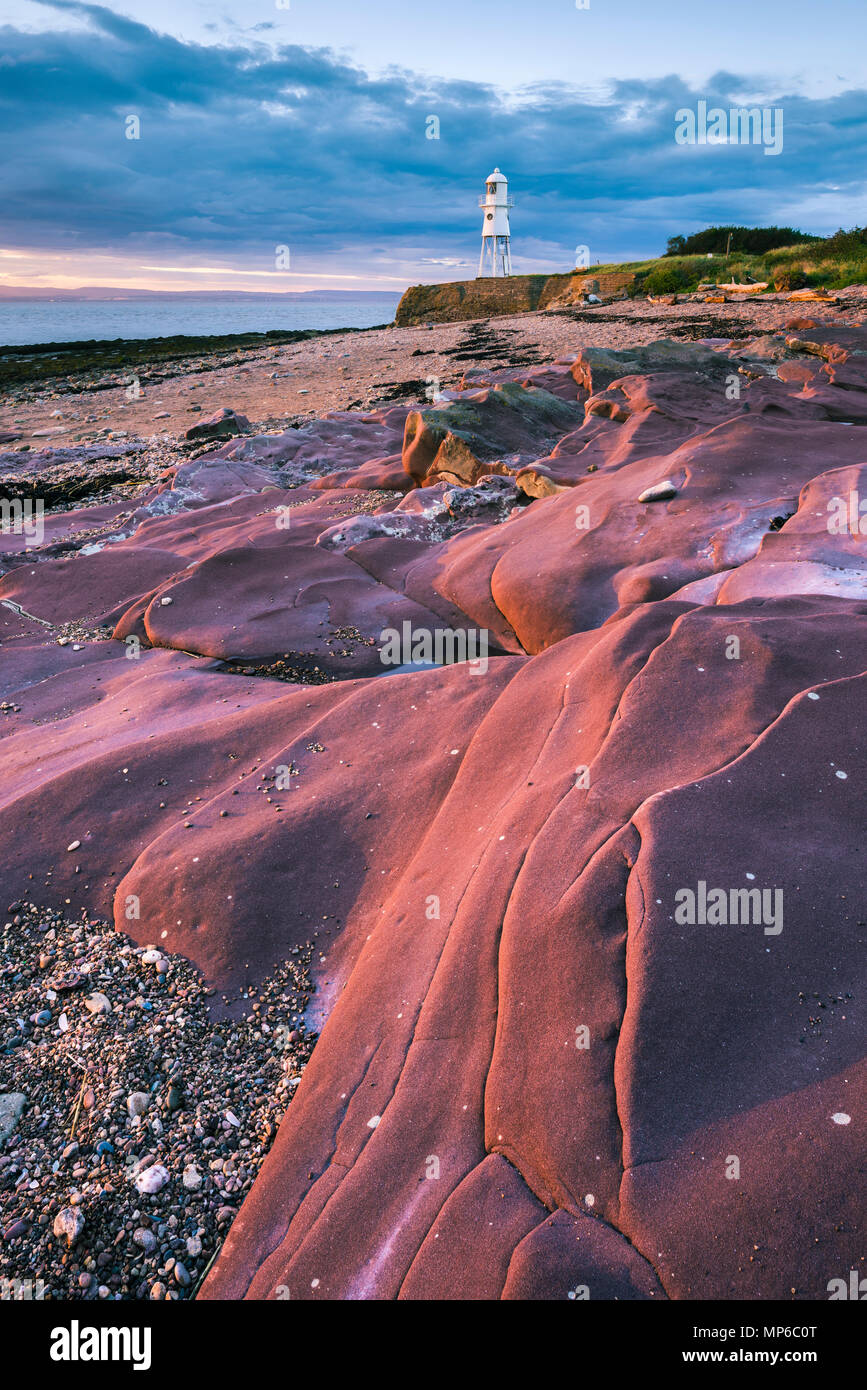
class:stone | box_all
[638,480,678,503]
[53,1206,85,1247]
[133,1163,169,1195]
[184,407,251,442]
[127,1091,150,1118]
[182,1166,203,1191]
[0,1092,26,1144]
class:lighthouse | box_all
[477,167,513,278]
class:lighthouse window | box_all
[488,184,495,193]
[486,213,493,220]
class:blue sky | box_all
[2,0,866,290]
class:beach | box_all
[2,292,867,1306]
[3,291,866,454]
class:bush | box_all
[822,227,867,257]
[664,225,810,257]
[770,265,809,291]
[640,262,694,295]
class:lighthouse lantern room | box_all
[477,167,513,278]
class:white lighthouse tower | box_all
[477,167,513,278]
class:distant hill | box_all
[0,286,401,302]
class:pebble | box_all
[85,991,111,1015]
[133,1163,169,1195]
[637,479,678,503]
[53,1207,86,1247]
[127,1091,151,1118]
[0,1092,27,1144]
[66,840,81,852]
[0,900,315,1302]
[182,1166,203,1191]
[133,1227,157,1254]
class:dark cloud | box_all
[2,0,866,271]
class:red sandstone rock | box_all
[1,319,865,1301]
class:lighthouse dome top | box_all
[485,167,507,184]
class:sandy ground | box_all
[2,293,866,448]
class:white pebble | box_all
[127,1091,150,1118]
[134,1163,169,1195]
[182,1166,203,1191]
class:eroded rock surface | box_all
[1,321,865,1300]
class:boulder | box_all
[402,383,582,485]
[184,407,251,442]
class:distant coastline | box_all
[0,291,402,349]
[0,286,404,301]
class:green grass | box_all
[594,238,867,295]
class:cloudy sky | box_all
[2,0,866,291]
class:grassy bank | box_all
[600,234,867,297]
